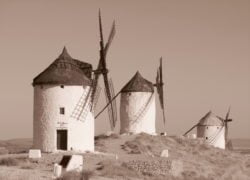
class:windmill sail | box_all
[130,93,154,126]
[208,126,224,144]
[155,57,166,125]
[71,87,92,122]
[109,79,117,127]
[92,85,102,111]
[224,107,232,147]
[183,123,199,136]
[104,21,116,57]
[104,78,117,129]
[89,10,117,130]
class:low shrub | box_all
[0,157,20,166]
[0,147,9,155]
[0,157,28,166]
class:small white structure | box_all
[53,163,62,178]
[32,47,94,152]
[190,134,197,139]
[197,111,225,149]
[160,149,169,158]
[187,134,197,139]
[120,71,156,134]
[59,155,83,172]
[160,132,167,136]
[28,149,41,159]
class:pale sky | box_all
[0,0,249,140]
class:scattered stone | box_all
[28,149,41,159]
[160,132,167,136]
[53,163,62,177]
[160,149,169,158]
[192,134,197,139]
[186,134,197,139]
[125,159,172,176]
[105,131,115,137]
[115,154,118,160]
[121,133,133,136]
[59,155,83,172]
[170,160,183,177]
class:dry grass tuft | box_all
[95,133,119,141]
[0,157,29,166]
[0,157,20,166]
[95,133,120,152]
[0,147,9,155]
[20,163,35,169]
[0,138,32,154]
[57,170,94,180]
[0,157,19,166]
[96,160,141,179]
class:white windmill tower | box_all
[119,71,156,134]
[32,47,95,152]
[119,58,166,134]
[183,108,233,149]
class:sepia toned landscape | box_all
[0,0,249,179]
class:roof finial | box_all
[135,71,141,76]
[62,46,68,54]
[59,46,72,59]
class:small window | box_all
[60,85,64,88]
[205,137,208,140]
[60,107,65,115]
[206,126,209,129]
[217,126,219,129]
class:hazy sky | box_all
[0,0,249,140]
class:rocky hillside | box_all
[0,134,249,180]
[94,133,250,180]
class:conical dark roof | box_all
[198,111,224,126]
[33,47,93,86]
[121,71,154,93]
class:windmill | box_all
[183,108,233,149]
[95,57,166,134]
[71,10,117,131]
[32,46,96,152]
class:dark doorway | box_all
[57,130,67,150]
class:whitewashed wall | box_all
[197,125,225,149]
[120,92,156,134]
[33,85,94,152]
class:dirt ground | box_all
[0,134,250,180]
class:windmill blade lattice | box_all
[109,79,117,126]
[130,93,154,126]
[104,20,116,57]
[104,78,117,130]
[71,87,92,122]
[92,85,102,112]
[208,126,224,144]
